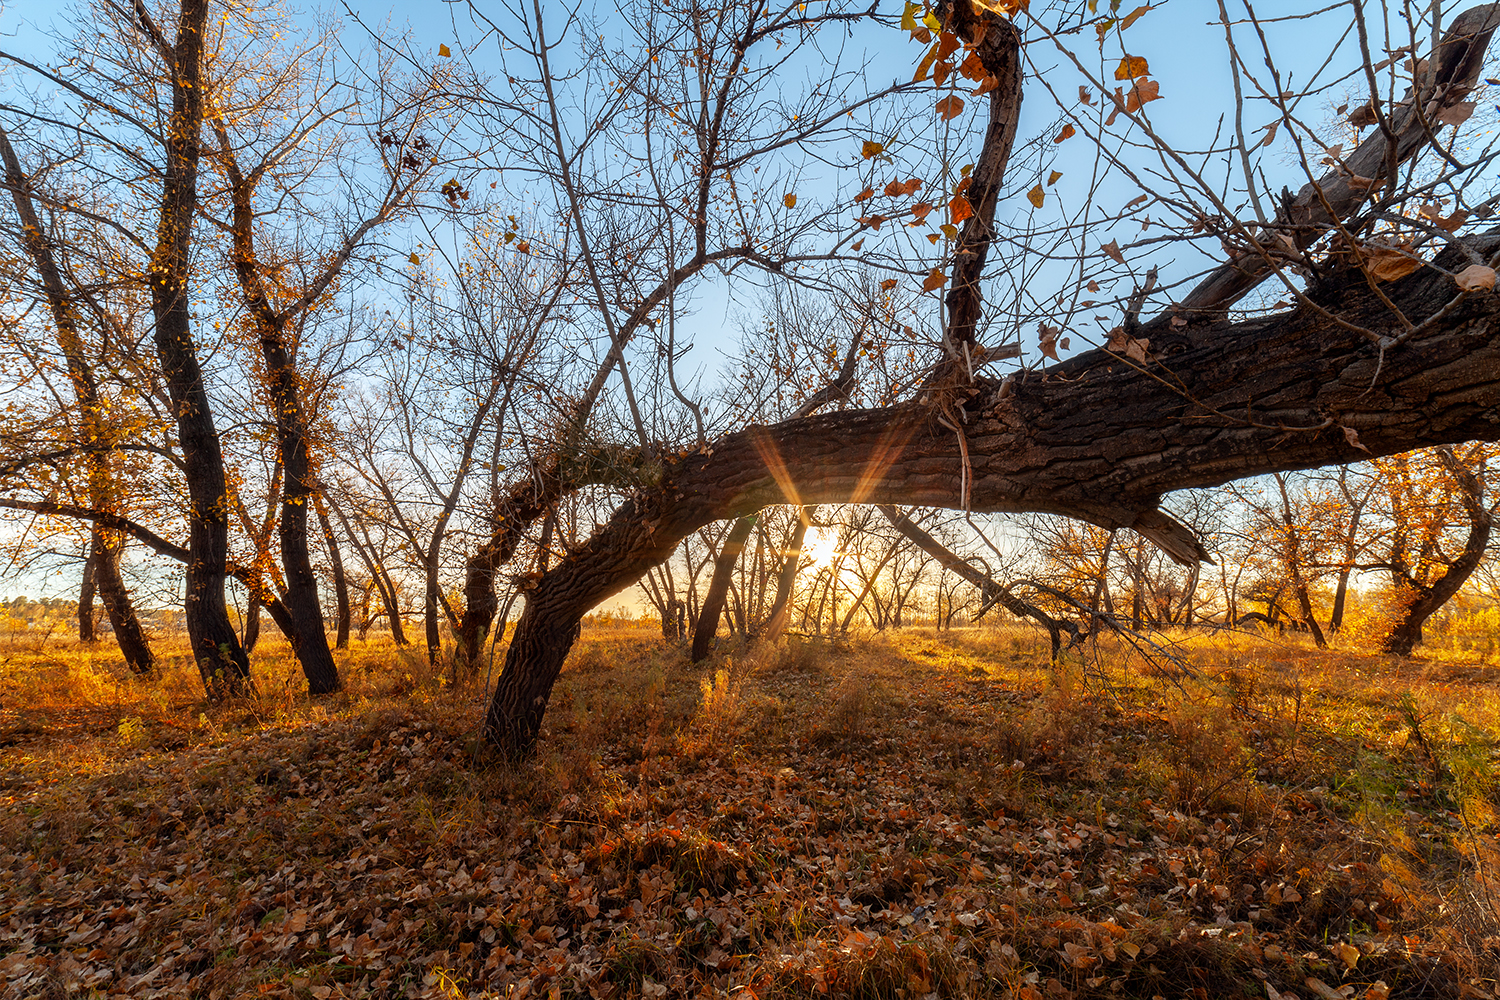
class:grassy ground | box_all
[1,624,1498,999]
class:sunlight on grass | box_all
[2,621,1498,997]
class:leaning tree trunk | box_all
[691,514,757,662]
[148,0,249,696]
[1381,449,1493,656]
[93,531,156,674]
[484,237,1500,755]
[482,3,1500,756]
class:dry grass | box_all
[1,623,1498,998]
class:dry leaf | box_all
[936,95,965,120]
[1101,239,1125,264]
[1334,941,1360,969]
[1027,184,1045,208]
[1048,170,1063,185]
[1115,54,1149,80]
[1436,101,1477,127]
[861,140,885,158]
[1039,323,1061,360]
[1120,4,1152,29]
[438,43,451,57]
[1348,102,1379,129]
[1343,426,1371,453]
[1125,193,1148,209]
[950,195,974,224]
[1055,124,1076,143]
[879,278,898,290]
[921,267,947,292]
[1454,264,1495,291]
[854,187,875,202]
[1124,79,1161,113]
[1361,242,1421,282]
[782,193,797,208]
[1079,84,1094,105]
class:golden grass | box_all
[1,622,1498,998]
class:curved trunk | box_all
[93,531,156,674]
[484,246,1500,755]
[1381,449,1493,656]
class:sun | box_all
[800,526,838,569]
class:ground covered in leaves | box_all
[2,627,1499,999]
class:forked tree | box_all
[465,0,1500,756]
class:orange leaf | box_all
[936,30,962,61]
[921,267,947,292]
[854,187,875,202]
[959,49,987,81]
[880,278,899,290]
[1055,124,1076,143]
[851,238,865,251]
[910,201,934,223]
[1114,54,1149,80]
[783,193,797,208]
[934,59,954,87]
[1120,4,1153,30]
[936,95,965,120]
[861,140,885,159]
[856,214,890,230]
[949,195,974,224]
[1123,78,1160,112]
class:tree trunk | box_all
[457,538,503,670]
[216,127,340,695]
[148,0,249,697]
[78,539,98,643]
[93,531,155,674]
[483,247,1500,754]
[315,498,350,649]
[762,509,810,641]
[691,514,757,662]
[1381,448,1493,656]
[243,595,261,655]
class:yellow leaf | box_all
[1027,184,1045,208]
[921,267,947,292]
[1048,170,1062,185]
[1335,942,1360,970]
[1115,54,1149,80]
[439,43,451,57]
[783,193,797,208]
[408,252,421,265]
[900,1,921,31]
[861,140,885,159]
[940,224,958,239]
